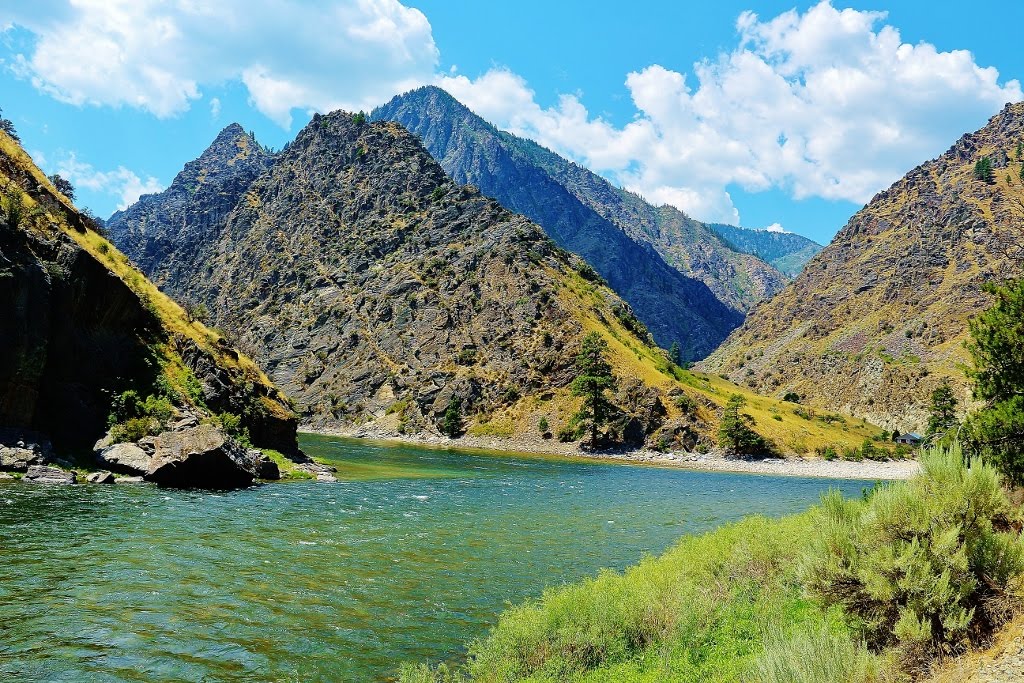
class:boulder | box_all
[253,452,281,480]
[0,472,15,481]
[86,471,116,484]
[114,476,145,484]
[97,442,152,475]
[23,465,76,485]
[0,446,45,472]
[0,429,54,472]
[144,424,260,489]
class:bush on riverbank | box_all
[400,443,1024,682]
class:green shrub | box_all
[803,441,1024,669]
[1,189,25,229]
[108,391,176,442]
[783,392,801,403]
[109,417,161,443]
[751,623,889,683]
[538,416,549,434]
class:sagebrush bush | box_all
[803,441,1024,669]
[750,623,890,683]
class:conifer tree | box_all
[571,332,616,449]
[965,280,1024,484]
[926,381,958,440]
[669,341,681,366]
[973,156,994,183]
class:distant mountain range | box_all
[706,224,822,277]
[373,87,822,356]
[701,102,1024,431]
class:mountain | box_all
[106,113,879,454]
[707,223,823,277]
[699,102,1024,432]
[372,86,790,354]
[107,122,276,293]
[0,128,299,469]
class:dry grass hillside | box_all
[700,102,1024,433]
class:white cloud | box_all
[764,223,788,233]
[437,2,1021,224]
[6,0,438,127]
[209,97,221,119]
[53,153,163,210]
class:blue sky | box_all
[2,2,1023,244]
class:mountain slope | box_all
[0,129,298,457]
[700,102,1024,431]
[107,112,879,454]
[372,86,790,356]
[707,223,823,276]
[107,123,275,293]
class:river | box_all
[0,434,871,682]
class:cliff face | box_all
[700,103,1024,432]
[0,130,298,456]
[372,86,780,359]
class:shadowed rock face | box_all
[106,111,677,437]
[144,424,260,489]
[700,103,1024,432]
[373,86,793,355]
[0,129,300,468]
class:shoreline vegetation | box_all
[303,427,921,481]
[398,442,1024,683]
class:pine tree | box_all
[926,381,958,439]
[965,280,1024,484]
[570,332,616,449]
[440,396,462,438]
[1015,140,1022,160]
[973,156,994,183]
[718,394,765,454]
[669,341,681,366]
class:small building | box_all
[894,432,923,446]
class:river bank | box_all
[303,426,921,480]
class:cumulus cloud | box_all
[764,223,788,233]
[5,0,438,127]
[54,153,163,210]
[437,2,1021,224]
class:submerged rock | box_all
[114,476,145,484]
[86,471,115,484]
[23,465,76,485]
[144,424,260,489]
[254,452,281,480]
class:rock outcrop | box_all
[23,465,75,485]
[700,102,1024,432]
[0,126,302,484]
[144,424,262,489]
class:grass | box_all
[400,443,1024,683]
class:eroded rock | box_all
[97,442,152,475]
[144,424,259,489]
[86,471,115,484]
[24,465,76,485]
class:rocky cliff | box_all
[372,86,790,357]
[700,102,1024,432]
[0,129,300,479]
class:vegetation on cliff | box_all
[0,128,298,457]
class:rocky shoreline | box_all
[306,426,921,481]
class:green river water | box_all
[0,434,870,682]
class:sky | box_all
[2,1,1023,245]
